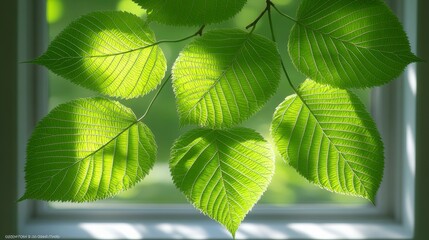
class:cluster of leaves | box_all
[21,0,419,237]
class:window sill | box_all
[20,204,411,239]
[20,219,412,239]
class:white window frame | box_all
[9,0,426,239]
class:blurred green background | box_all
[46,0,368,205]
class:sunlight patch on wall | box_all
[46,0,64,24]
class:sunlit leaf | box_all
[21,98,156,202]
[34,11,166,99]
[170,128,274,236]
[173,29,281,128]
[289,0,420,88]
[271,80,384,201]
[133,0,247,26]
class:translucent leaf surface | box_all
[289,0,420,88]
[172,29,281,128]
[34,11,167,99]
[271,80,384,201]
[21,98,156,202]
[170,128,274,236]
[133,0,247,26]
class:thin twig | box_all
[267,4,276,42]
[138,74,172,122]
[266,2,298,93]
[246,0,272,29]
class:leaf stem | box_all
[267,3,276,42]
[138,74,172,122]
[135,25,205,122]
[267,10,309,113]
[157,24,205,44]
[266,2,298,93]
[280,58,299,93]
[246,0,273,30]
[271,4,298,22]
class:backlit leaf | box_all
[289,0,420,88]
[271,80,384,201]
[170,128,274,236]
[173,29,281,128]
[34,11,167,99]
[21,98,156,202]
[133,0,247,26]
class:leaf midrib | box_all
[39,41,157,61]
[293,93,372,198]
[184,33,253,119]
[34,120,139,189]
[295,19,412,58]
[213,134,238,234]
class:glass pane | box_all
[46,0,368,207]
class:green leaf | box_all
[289,0,420,88]
[34,11,167,99]
[170,128,274,236]
[172,29,281,128]
[20,98,156,202]
[133,0,247,26]
[271,80,384,202]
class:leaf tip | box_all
[19,56,43,65]
[367,194,377,205]
[413,55,425,63]
[20,59,37,64]
[28,55,46,65]
[17,194,28,202]
[228,227,238,240]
